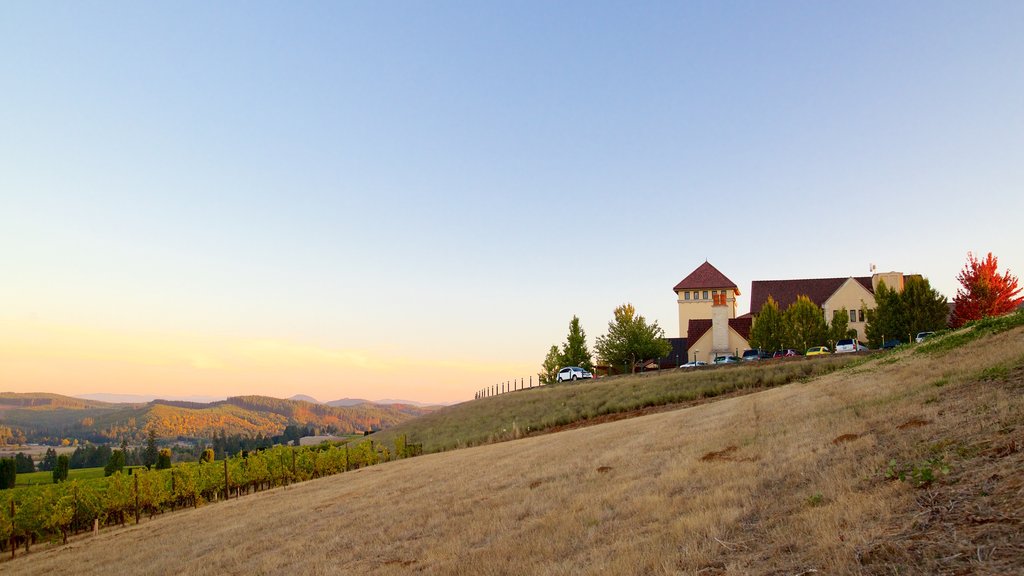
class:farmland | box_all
[3,316,1023,574]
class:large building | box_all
[673,262,914,362]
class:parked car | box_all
[805,346,831,356]
[882,339,902,349]
[680,361,707,368]
[915,332,934,343]
[772,349,800,358]
[556,366,593,382]
[741,349,763,361]
[834,339,861,354]
[713,355,740,364]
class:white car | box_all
[680,361,707,368]
[915,332,934,343]
[834,339,861,354]
[556,366,593,382]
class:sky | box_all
[1,2,1022,405]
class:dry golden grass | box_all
[5,327,1023,575]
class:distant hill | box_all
[75,393,226,404]
[324,398,372,407]
[288,394,321,404]
[0,392,437,445]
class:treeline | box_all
[1,394,432,446]
[0,437,421,556]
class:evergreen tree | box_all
[749,296,786,352]
[865,278,948,348]
[902,276,950,336]
[53,454,70,483]
[539,345,563,384]
[39,448,58,472]
[951,251,1022,327]
[594,303,672,374]
[0,459,15,489]
[144,428,159,469]
[104,450,126,477]
[14,452,35,473]
[784,296,828,352]
[560,316,593,371]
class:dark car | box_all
[882,339,901,350]
[741,349,763,361]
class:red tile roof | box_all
[673,261,739,293]
[749,277,873,316]
[686,317,752,343]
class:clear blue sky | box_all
[2,2,1022,403]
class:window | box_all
[850,310,857,323]
[684,292,690,300]
[702,290,708,300]
[859,309,865,322]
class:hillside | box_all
[0,394,435,443]
[4,317,1022,574]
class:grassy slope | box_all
[4,319,1023,575]
[376,354,865,453]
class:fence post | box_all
[292,448,297,479]
[134,474,140,524]
[224,459,230,500]
[9,500,14,559]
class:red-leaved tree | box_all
[950,251,1023,327]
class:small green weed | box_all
[978,364,1010,381]
[884,456,950,487]
[806,492,825,507]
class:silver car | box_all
[556,366,593,382]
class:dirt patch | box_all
[832,433,860,444]
[896,418,931,430]
[596,466,613,474]
[701,446,738,462]
[528,480,543,489]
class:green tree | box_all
[200,448,214,463]
[594,303,672,374]
[14,453,34,473]
[560,316,593,371]
[53,454,70,483]
[156,448,172,470]
[827,308,856,347]
[539,345,563,384]
[784,295,828,352]
[865,281,901,348]
[104,449,126,477]
[865,278,948,348]
[144,427,159,469]
[749,296,787,352]
[902,276,950,336]
[39,448,58,472]
[0,459,16,489]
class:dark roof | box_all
[686,317,752,343]
[673,261,739,293]
[749,277,872,316]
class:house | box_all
[749,271,911,342]
[671,261,748,363]
[673,261,740,338]
[672,262,917,362]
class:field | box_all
[15,467,106,487]
[3,320,1023,575]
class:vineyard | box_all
[0,436,419,557]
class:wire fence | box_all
[474,376,541,399]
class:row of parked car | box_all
[682,331,937,367]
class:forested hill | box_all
[0,393,436,445]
